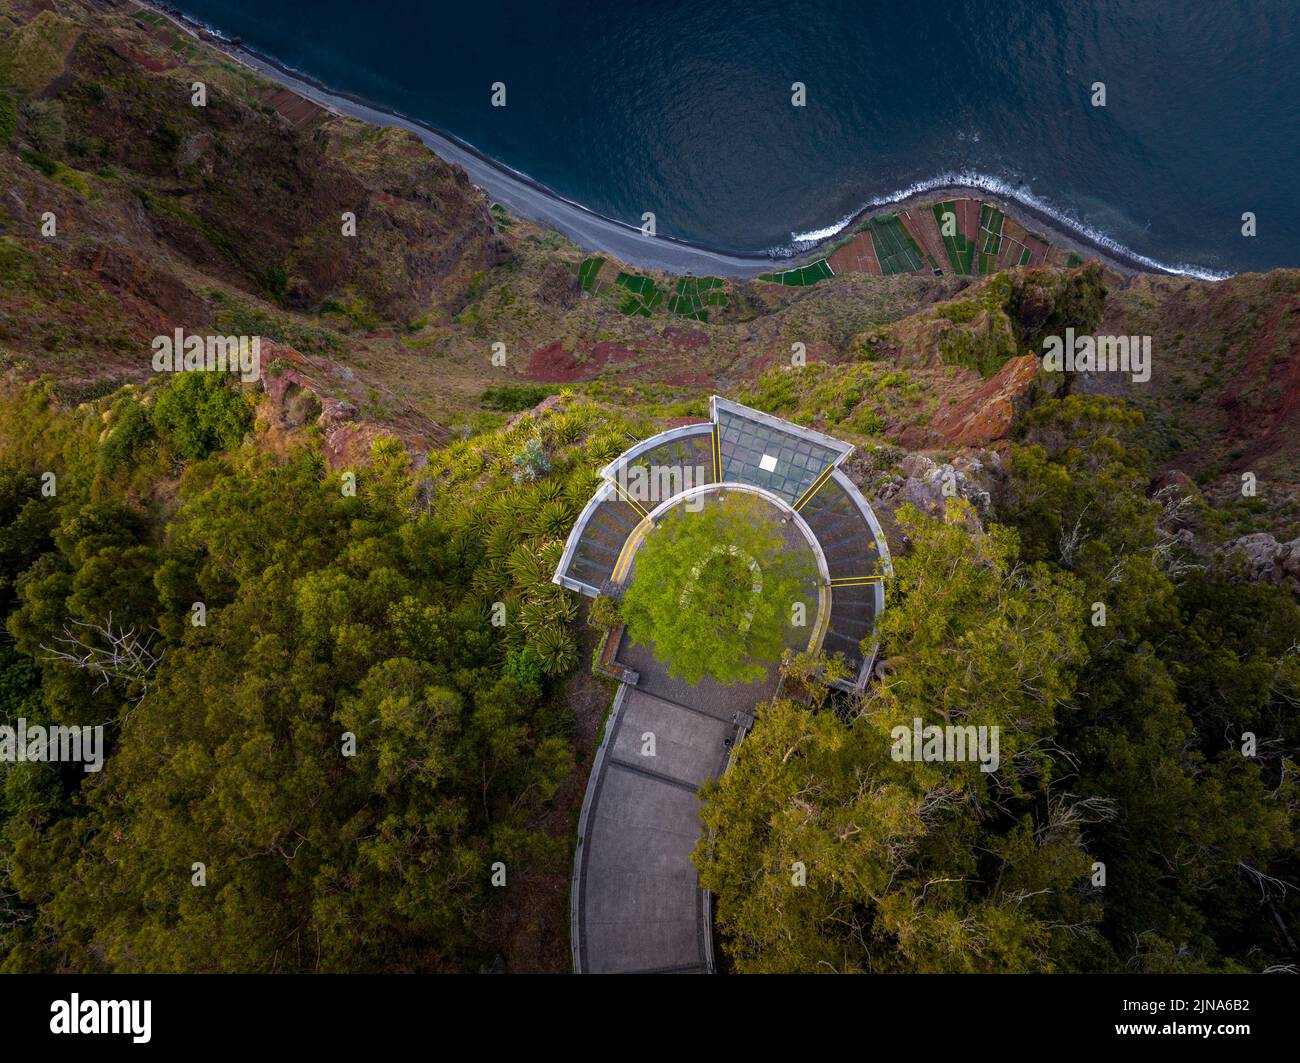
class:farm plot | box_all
[827,230,882,274]
[931,201,976,274]
[978,205,1006,274]
[867,215,925,275]
[668,276,728,320]
[615,272,665,316]
[899,209,949,275]
[758,259,835,286]
[578,256,606,292]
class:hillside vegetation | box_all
[0,0,1296,973]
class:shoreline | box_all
[156,3,1211,282]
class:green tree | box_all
[696,502,1097,972]
[621,493,815,685]
[1001,395,1300,969]
[151,373,252,461]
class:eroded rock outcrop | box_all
[1218,533,1300,590]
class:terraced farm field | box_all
[668,276,729,320]
[827,230,882,275]
[615,272,665,316]
[578,256,606,292]
[932,201,976,274]
[978,204,1005,274]
[597,199,1077,297]
[867,215,925,275]
[758,259,835,285]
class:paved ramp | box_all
[572,685,740,973]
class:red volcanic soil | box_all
[525,341,585,382]
[927,353,1039,447]
[828,231,882,275]
[1023,234,1051,266]
[262,87,326,129]
[591,340,638,364]
[524,339,636,382]
[958,198,981,244]
[127,48,173,72]
[1219,288,1300,471]
[662,326,709,350]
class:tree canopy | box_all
[695,397,1300,973]
[620,492,816,686]
[0,380,640,972]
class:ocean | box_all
[174,0,1298,278]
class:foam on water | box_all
[791,213,855,247]
[858,172,1233,281]
[172,0,1289,277]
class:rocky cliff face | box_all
[1098,271,1300,482]
[0,0,509,358]
[2,0,1297,536]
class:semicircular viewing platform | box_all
[554,395,891,690]
[555,396,892,975]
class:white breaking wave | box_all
[785,171,1232,281]
[791,213,855,246]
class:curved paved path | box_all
[571,630,780,974]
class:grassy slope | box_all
[0,0,1295,521]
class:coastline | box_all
[155,3,1208,282]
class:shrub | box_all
[510,438,551,483]
[0,88,16,147]
[503,645,546,689]
[97,396,155,474]
[481,383,552,412]
[151,373,252,460]
[587,594,620,631]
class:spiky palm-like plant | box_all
[532,499,574,540]
[533,624,578,676]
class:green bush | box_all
[18,147,57,178]
[510,437,551,483]
[481,383,552,412]
[502,645,545,689]
[23,98,65,155]
[151,373,252,460]
[97,395,156,474]
[587,594,621,630]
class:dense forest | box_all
[0,374,646,971]
[2,375,1295,972]
[696,395,1300,972]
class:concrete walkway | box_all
[572,684,738,973]
[572,628,782,974]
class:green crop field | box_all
[977,206,1005,275]
[867,216,924,275]
[758,259,834,286]
[668,276,728,320]
[932,202,975,274]
[615,272,665,316]
[578,256,605,292]
[979,206,1005,253]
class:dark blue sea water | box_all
[175,0,1298,277]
